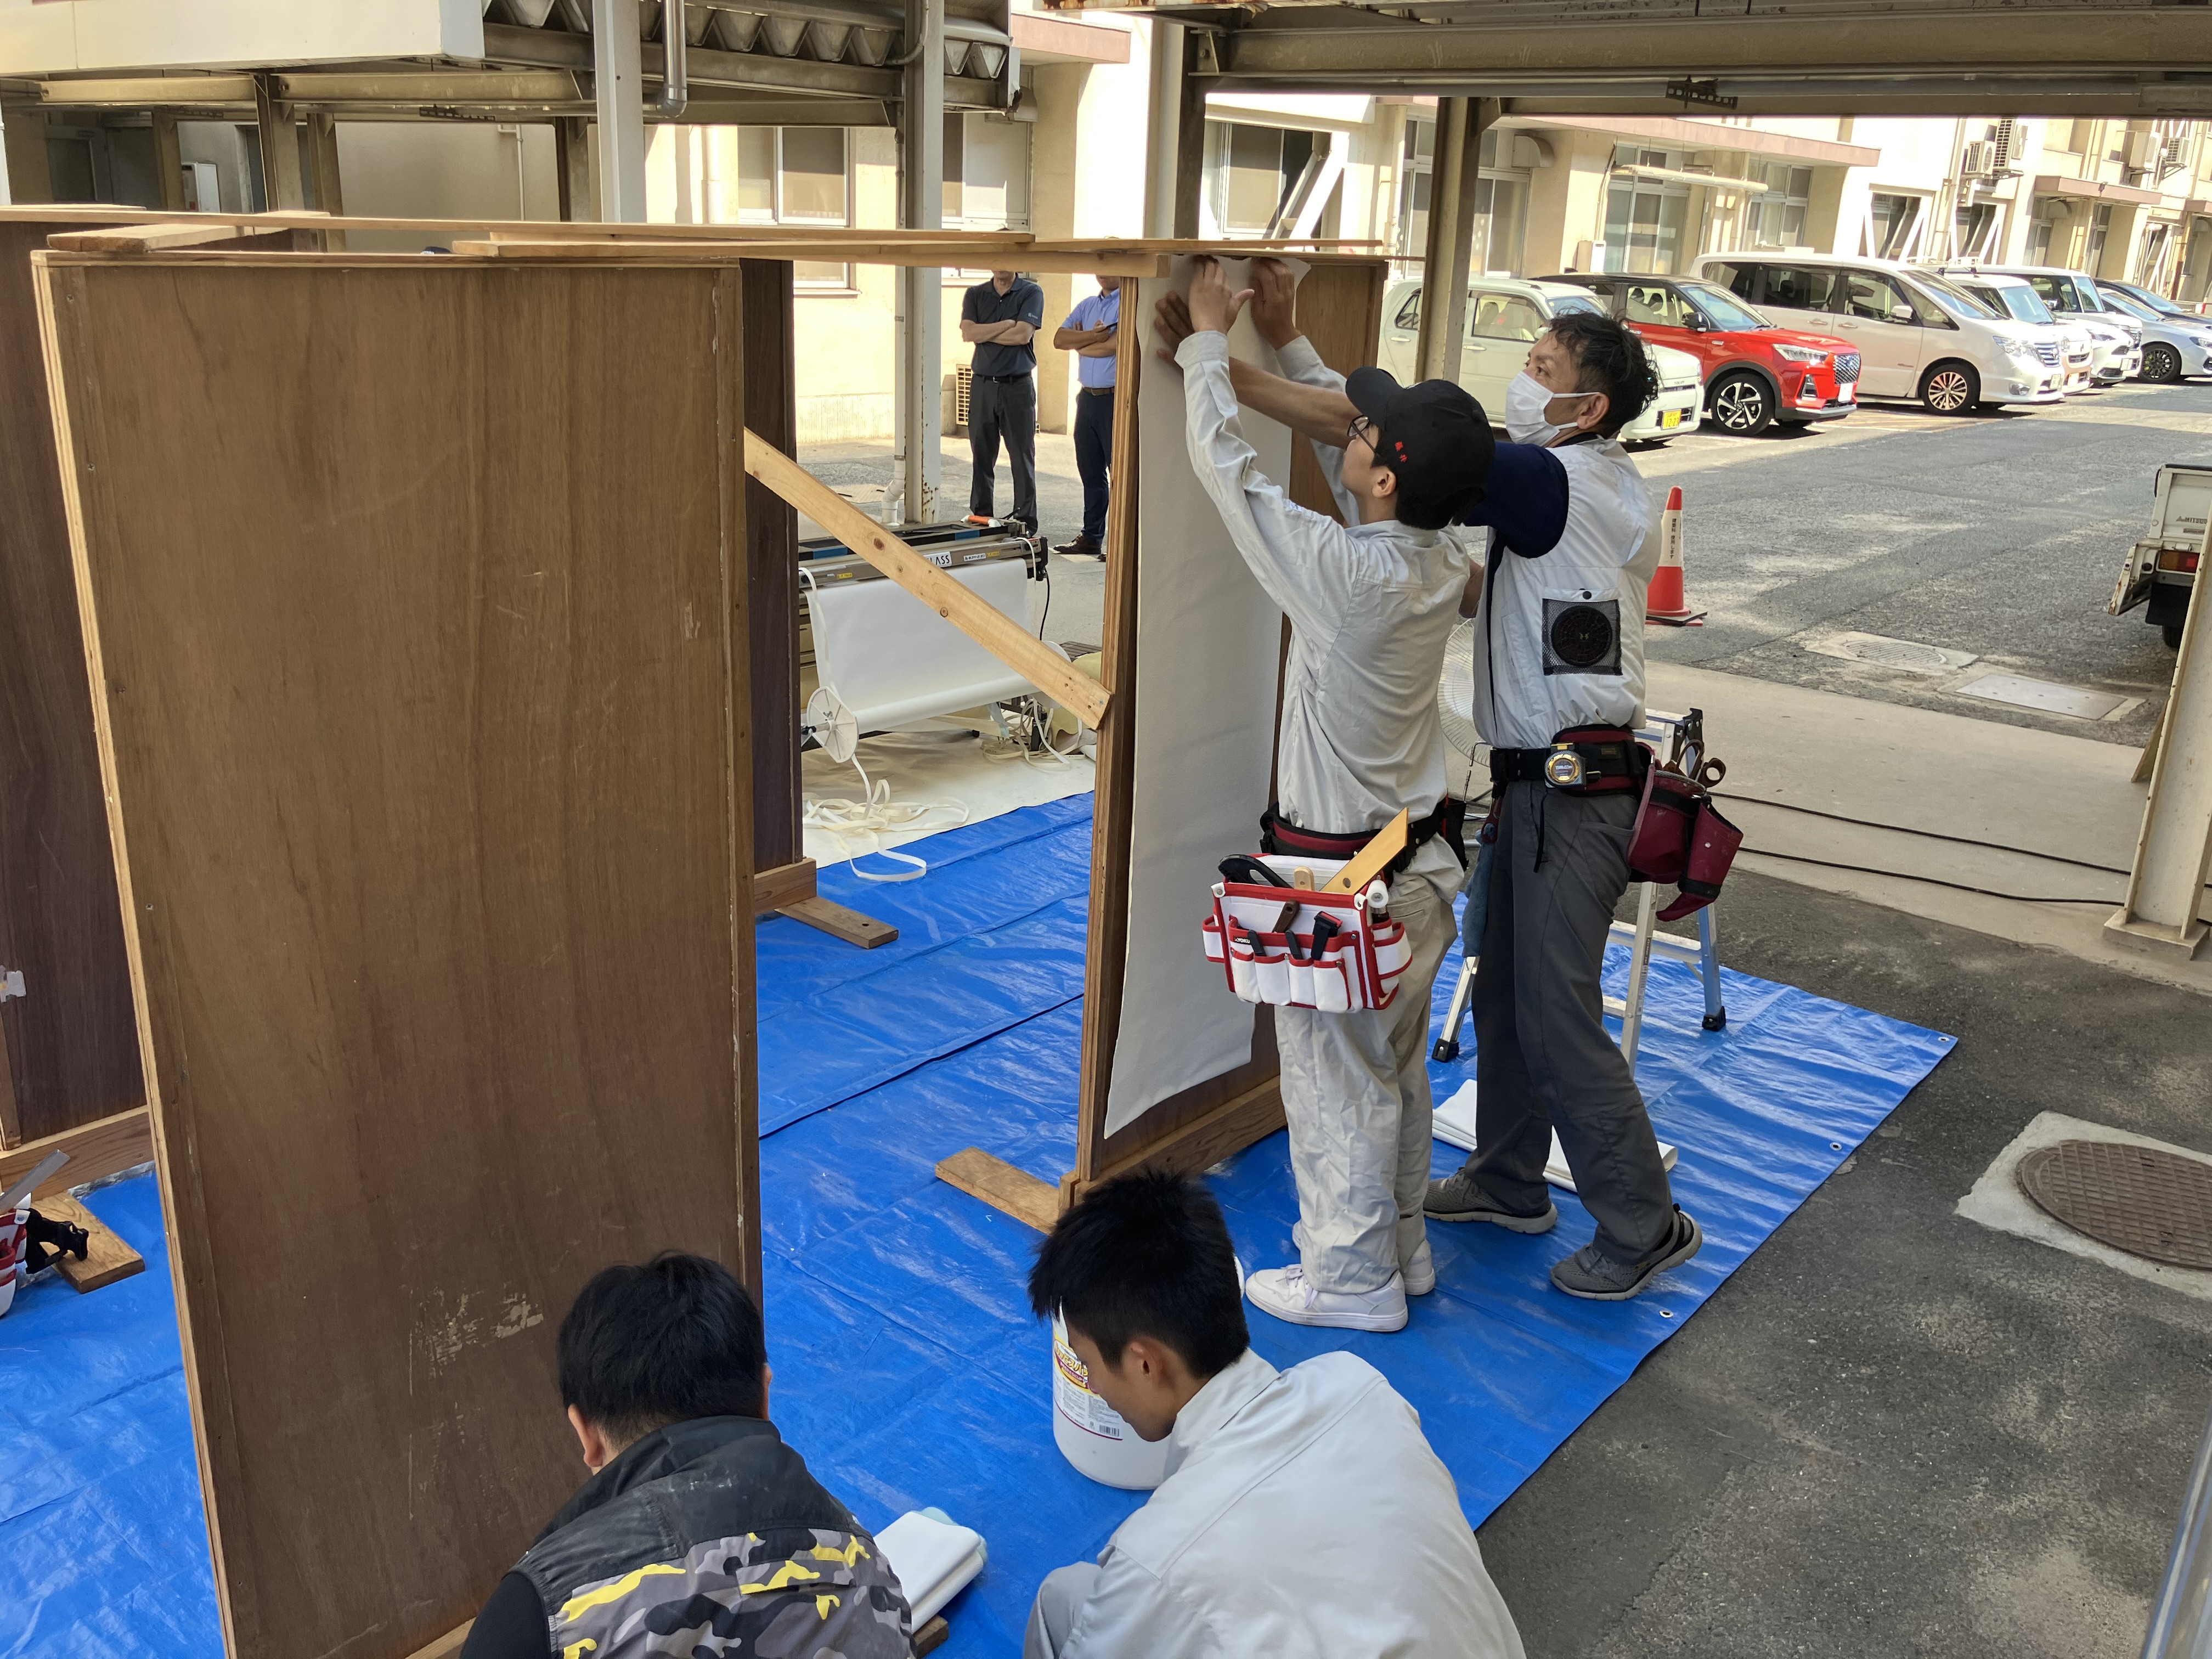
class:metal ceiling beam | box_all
[1211,5,2212,83]
[482,19,1001,105]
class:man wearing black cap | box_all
[1156,257,1490,1333]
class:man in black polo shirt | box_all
[960,267,1045,532]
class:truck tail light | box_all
[2157,548,2202,573]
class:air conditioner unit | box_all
[2124,130,2162,171]
[1961,140,1996,177]
[1991,118,2016,173]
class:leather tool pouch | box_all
[1627,760,1742,921]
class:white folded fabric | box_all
[876,1508,988,1626]
[1432,1080,1678,1192]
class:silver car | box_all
[1936,262,2142,383]
[2094,279,2212,382]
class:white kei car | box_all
[1376,277,1705,443]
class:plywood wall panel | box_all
[38,255,755,1659]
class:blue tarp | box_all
[2,795,1952,1658]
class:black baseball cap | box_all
[1345,368,1493,525]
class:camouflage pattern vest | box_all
[511,1415,911,1658]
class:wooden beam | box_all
[753,857,817,915]
[1075,1075,1286,1201]
[936,1148,1060,1232]
[252,74,306,211]
[0,1107,153,1204]
[39,1190,145,1292]
[403,1623,471,1659]
[452,237,1170,275]
[48,221,259,253]
[151,114,187,212]
[743,430,1113,729]
[304,114,345,251]
[778,895,898,950]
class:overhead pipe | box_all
[657,0,690,117]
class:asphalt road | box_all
[806,376,2209,748]
[1635,380,2212,750]
[1476,868,2212,1659]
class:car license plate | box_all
[1840,384,1854,402]
[1661,409,1682,429]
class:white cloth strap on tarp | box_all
[874,1509,986,1627]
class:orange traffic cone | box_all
[1646,486,1706,627]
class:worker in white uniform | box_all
[1156,258,1491,1333]
[1023,1171,1526,1659]
[1422,309,1703,1301]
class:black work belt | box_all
[1488,726,1646,795]
[1259,798,1468,874]
[1079,385,1115,396]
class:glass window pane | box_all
[1788,167,1813,199]
[780,127,847,222]
[1470,292,1544,341]
[1486,176,1526,275]
[736,127,775,222]
[1764,266,1838,310]
[794,261,851,288]
[1602,182,1633,272]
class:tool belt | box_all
[1201,853,1411,1013]
[1483,723,1742,922]
[1487,725,1646,794]
[1259,797,1469,874]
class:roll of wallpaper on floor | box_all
[1051,1312,1170,1489]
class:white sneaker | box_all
[1244,1263,1408,1332]
[1403,1238,1435,1297]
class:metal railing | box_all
[2142,1393,2212,1659]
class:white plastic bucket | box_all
[1049,1313,1170,1490]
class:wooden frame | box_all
[933,255,1393,1228]
[37,246,765,1659]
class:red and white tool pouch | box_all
[1200,854,1412,1013]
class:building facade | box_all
[8,8,2212,447]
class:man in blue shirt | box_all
[960,267,1045,533]
[1052,274,1121,559]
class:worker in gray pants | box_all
[1424,309,1701,1301]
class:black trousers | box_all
[968,373,1037,528]
[1462,783,1677,1263]
[1073,388,1114,544]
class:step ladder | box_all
[1430,707,1728,1068]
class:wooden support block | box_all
[743,431,1113,730]
[937,1148,1059,1233]
[36,1190,143,1291]
[0,1107,152,1203]
[403,1623,470,1659]
[753,856,817,916]
[778,895,898,950]
[915,1615,951,1656]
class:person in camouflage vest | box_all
[460,1254,912,1659]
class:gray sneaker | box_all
[1425,1168,1559,1232]
[1550,1207,1703,1301]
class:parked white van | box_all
[1376,277,1706,443]
[1937,263,2143,383]
[1930,269,2096,394]
[1690,253,2066,414]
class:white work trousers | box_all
[1275,870,1453,1294]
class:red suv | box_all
[1546,274,1860,436]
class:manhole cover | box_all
[1835,634,1953,672]
[2016,1139,2212,1268]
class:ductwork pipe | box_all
[657,0,689,117]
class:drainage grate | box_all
[2016,1139,2212,1268]
[1955,673,2129,720]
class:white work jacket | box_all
[1178,331,1469,885]
[1468,437,1660,751]
[1053,1348,1526,1659]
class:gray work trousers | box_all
[1463,782,1674,1263]
[1025,1562,1101,1659]
[1277,868,1453,1294]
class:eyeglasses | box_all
[1347,415,1378,448]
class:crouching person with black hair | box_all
[1023,1172,1525,1659]
[459,1253,912,1659]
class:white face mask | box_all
[1504,371,1595,447]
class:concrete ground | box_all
[1476,866,2212,1659]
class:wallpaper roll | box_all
[805,555,1037,732]
[1104,255,1308,1138]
